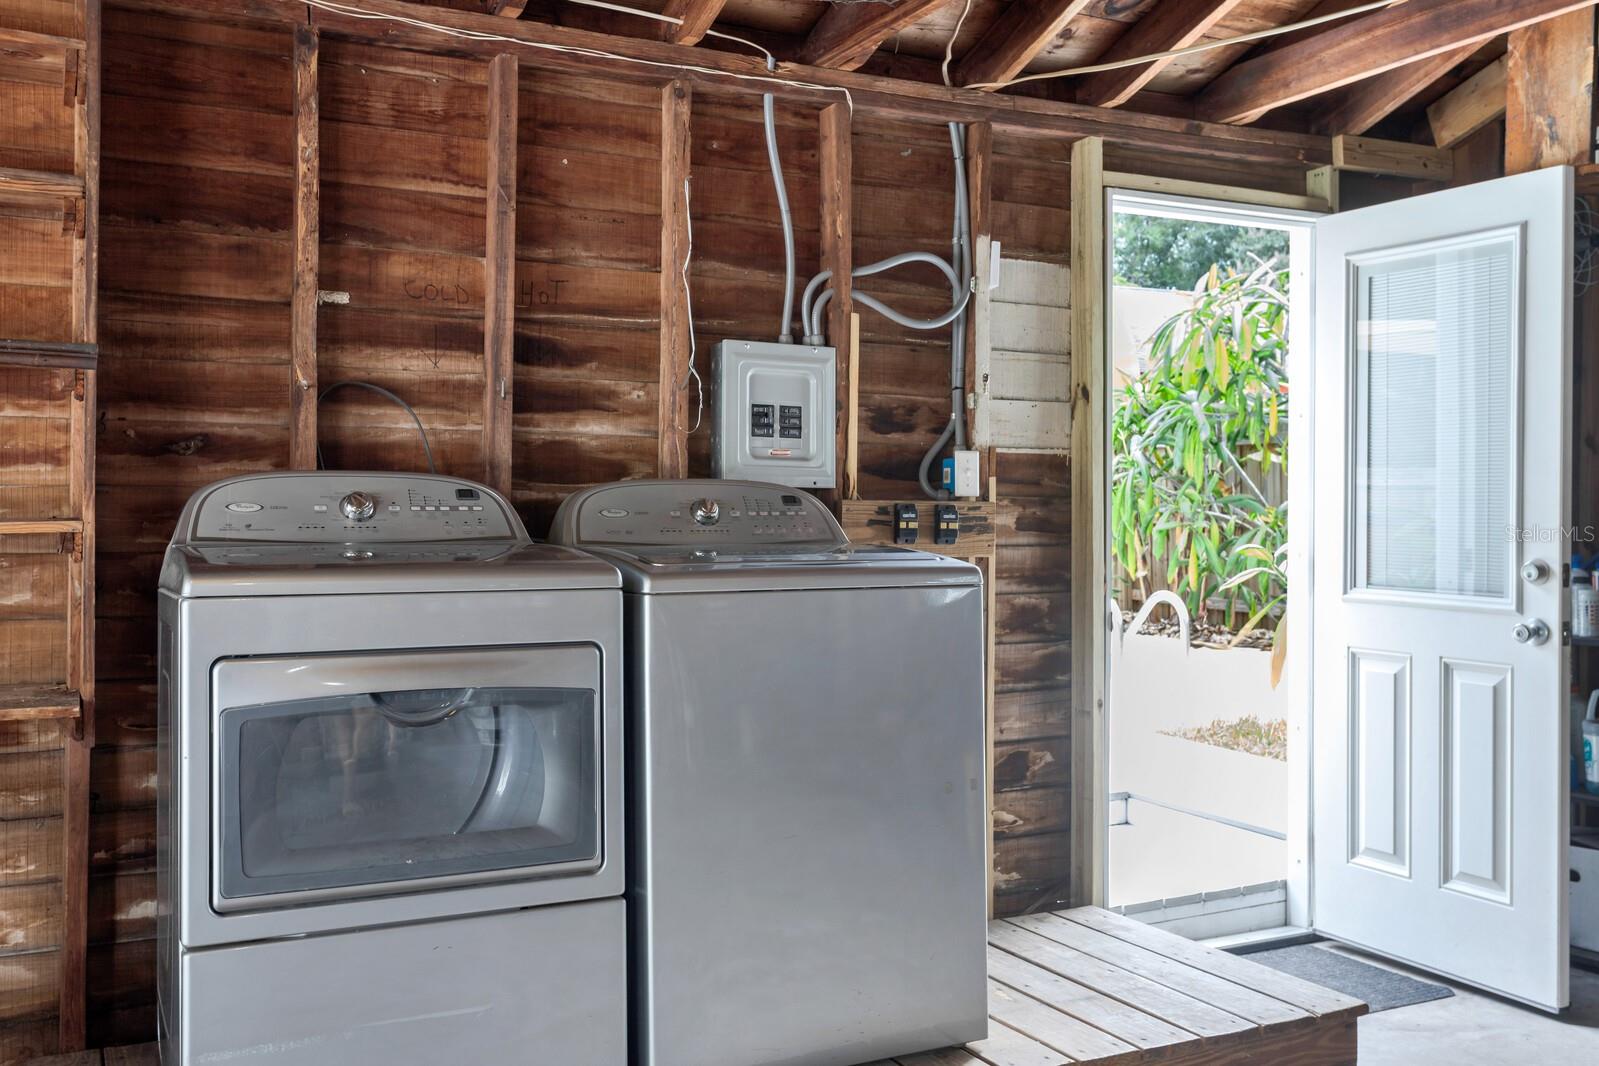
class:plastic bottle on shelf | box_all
[1586,692,1599,797]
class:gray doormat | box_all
[1244,944,1455,1013]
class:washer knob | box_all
[690,498,721,526]
[340,491,377,522]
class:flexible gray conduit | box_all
[796,124,975,498]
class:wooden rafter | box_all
[955,0,1096,90]
[659,0,727,46]
[799,0,954,71]
[1427,54,1507,149]
[1311,44,1478,137]
[1075,0,1248,109]
[1197,0,1599,125]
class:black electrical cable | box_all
[315,380,438,474]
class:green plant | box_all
[1111,259,1290,651]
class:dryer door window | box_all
[212,647,602,908]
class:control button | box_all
[691,498,721,526]
[389,504,401,512]
[312,504,328,513]
[339,492,377,522]
[425,505,436,511]
[472,505,483,511]
[600,507,630,519]
[411,505,421,511]
[225,501,263,513]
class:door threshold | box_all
[1205,925,1317,953]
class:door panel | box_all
[1312,166,1572,1011]
[1348,649,1410,874]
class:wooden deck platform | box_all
[40,908,1363,1066]
[878,907,1366,1066]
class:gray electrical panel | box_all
[712,339,836,489]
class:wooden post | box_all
[1069,136,1107,909]
[963,121,992,457]
[819,102,852,501]
[483,54,518,493]
[58,0,99,1049]
[1506,8,1597,174]
[290,24,320,469]
[658,80,692,478]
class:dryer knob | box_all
[340,491,377,522]
[691,498,721,526]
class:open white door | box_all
[1312,166,1574,1011]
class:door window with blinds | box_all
[1349,229,1521,604]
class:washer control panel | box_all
[182,473,523,543]
[557,480,846,549]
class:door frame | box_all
[1071,147,1325,930]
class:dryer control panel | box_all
[178,473,524,544]
[551,480,847,549]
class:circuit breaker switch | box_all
[893,504,919,545]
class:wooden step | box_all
[0,684,81,723]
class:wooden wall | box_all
[86,2,1075,1043]
[1,0,98,1057]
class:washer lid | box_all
[579,543,981,594]
[160,541,621,598]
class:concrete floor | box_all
[1314,945,1599,1063]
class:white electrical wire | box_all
[297,0,852,110]
[941,0,975,88]
[560,0,775,68]
[678,176,704,433]
[967,0,1411,90]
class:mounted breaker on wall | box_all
[713,340,836,489]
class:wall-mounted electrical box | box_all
[713,339,836,489]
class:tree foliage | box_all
[1114,213,1290,291]
[1111,260,1290,642]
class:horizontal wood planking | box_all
[91,8,293,1045]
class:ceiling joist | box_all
[954,0,1097,90]
[1312,43,1478,137]
[798,0,955,71]
[1427,54,1508,149]
[1196,0,1599,125]
[1074,0,1249,109]
[658,0,727,46]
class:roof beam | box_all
[1311,44,1478,136]
[1075,0,1249,109]
[658,0,727,46]
[798,0,954,71]
[115,0,1331,166]
[954,0,1097,90]
[1426,54,1507,148]
[1197,0,1599,125]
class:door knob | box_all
[1521,560,1550,585]
[1513,619,1550,645]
